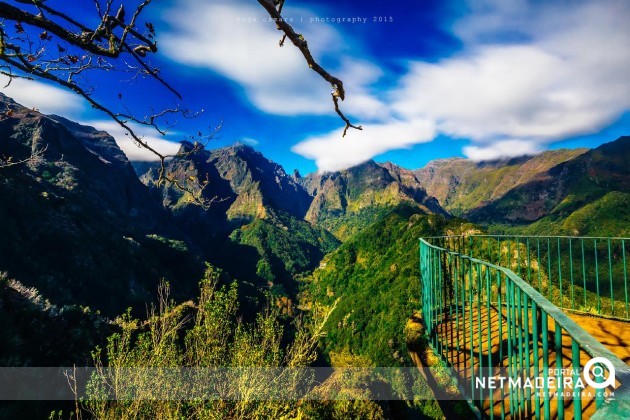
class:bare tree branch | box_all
[257,0,362,136]
[0,0,362,207]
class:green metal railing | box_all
[419,238,630,419]
[427,235,630,320]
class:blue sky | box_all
[3,0,629,174]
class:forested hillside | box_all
[307,205,475,365]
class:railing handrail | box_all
[424,234,630,240]
[419,238,630,384]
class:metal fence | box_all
[419,238,630,419]
[426,235,629,320]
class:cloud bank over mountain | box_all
[292,0,630,170]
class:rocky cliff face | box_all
[142,143,312,226]
[300,160,447,240]
[0,94,163,226]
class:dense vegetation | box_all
[310,204,398,242]
[60,266,396,419]
[307,205,475,366]
[229,209,339,296]
[491,191,630,237]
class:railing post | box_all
[582,238,587,310]
[532,301,541,420]
[572,340,582,420]
[542,312,550,420]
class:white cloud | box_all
[86,121,182,161]
[1,78,83,115]
[162,0,337,116]
[240,137,259,146]
[463,139,540,161]
[291,118,435,172]
[394,3,630,143]
[161,0,388,120]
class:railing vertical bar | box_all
[498,237,502,269]
[485,267,494,419]
[538,238,543,294]
[436,247,442,353]
[517,286,525,417]
[542,312,550,420]
[477,262,484,409]
[582,238,587,310]
[431,245,435,336]
[448,254,454,364]
[570,238,575,311]
[429,246,435,343]
[455,256,461,359]
[547,237,552,302]
[452,254,455,366]
[623,240,628,319]
[441,249,446,356]
[523,293,532,417]
[608,239,614,315]
[497,270,506,419]
[516,237,521,277]
[572,340,583,420]
[488,236,492,265]
[532,301,541,420]
[505,278,514,417]
[595,239,601,315]
[527,237,531,285]
[469,258,475,403]
[555,323,565,420]
[558,237,564,307]
[460,256,467,381]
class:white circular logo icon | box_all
[583,357,616,389]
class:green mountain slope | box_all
[300,160,447,240]
[142,142,312,225]
[307,204,474,365]
[230,209,339,295]
[0,94,204,316]
[414,148,588,216]
[504,190,630,236]
[139,143,334,296]
[469,136,630,232]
